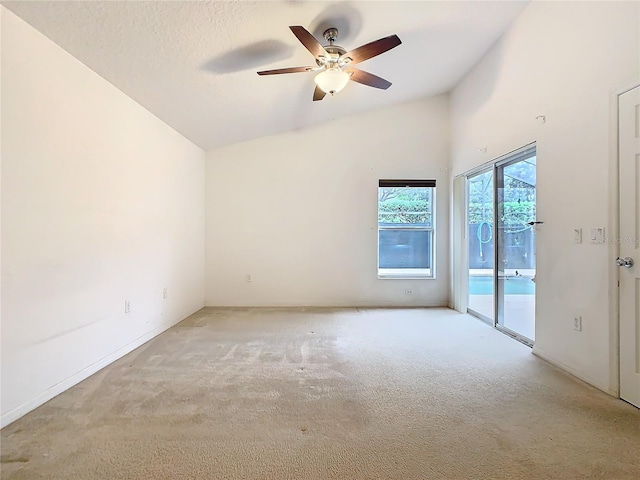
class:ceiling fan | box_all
[257,26,401,101]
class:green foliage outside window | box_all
[468,201,536,226]
[468,174,535,227]
[378,187,432,225]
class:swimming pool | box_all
[469,276,535,295]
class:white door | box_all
[619,85,640,408]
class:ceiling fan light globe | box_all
[314,68,349,95]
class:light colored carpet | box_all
[1,307,639,479]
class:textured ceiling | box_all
[2,1,528,151]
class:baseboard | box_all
[532,346,616,397]
[1,316,186,428]
[203,302,451,308]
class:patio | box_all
[468,269,535,341]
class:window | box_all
[378,179,436,278]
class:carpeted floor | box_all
[1,307,639,479]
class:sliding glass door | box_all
[468,169,494,323]
[467,146,536,344]
[496,157,536,341]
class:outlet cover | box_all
[573,315,582,331]
[404,289,413,295]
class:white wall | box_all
[205,96,450,307]
[1,8,206,426]
[450,1,639,393]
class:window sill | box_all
[377,268,434,280]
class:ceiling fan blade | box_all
[313,86,326,102]
[257,66,314,75]
[345,67,392,90]
[341,34,401,65]
[289,26,329,60]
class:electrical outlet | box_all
[163,288,168,299]
[125,300,131,313]
[404,289,413,295]
[573,315,582,332]
[246,274,252,282]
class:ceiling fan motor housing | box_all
[316,47,346,67]
[315,27,346,67]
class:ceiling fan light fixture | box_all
[314,68,350,95]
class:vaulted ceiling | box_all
[2,1,529,150]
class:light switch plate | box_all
[590,227,605,244]
[574,228,582,244]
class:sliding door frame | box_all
[463,143,537,346]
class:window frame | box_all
[377,180,436,280]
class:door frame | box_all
[611,81,640,398]
[451,175,468,312]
